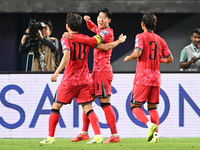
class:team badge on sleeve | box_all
[61,40,67,49]
[135,38,139,47]
[100,30,108,38]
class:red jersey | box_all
[86,21,114,72]
[60,34,95,86]
[134,31,171,86]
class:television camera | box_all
[25,19,45,71]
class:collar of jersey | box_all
[190,43,200,52]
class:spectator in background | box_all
[180,28,200,71]
[19,20,59,71]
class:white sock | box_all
[112,134,118,137]
[146,121,152,128]
[94,134,101,137]
[154,132,158,137]
[81,131,88,135]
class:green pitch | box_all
[0,138,199,150]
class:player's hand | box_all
[84,15,91,22]
[118,34,127,43]
[124,56,129,62]
[51,73,58,82]
[62,32,72,39]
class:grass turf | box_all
[0,138,199,150]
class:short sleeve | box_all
[161,39,171,58]
[60,38,70,52]
[180,48,187,62]
[134,34,143,51]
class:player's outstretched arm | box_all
[124,49,142,62]
[62,32,126,51]
[51,50,70,82]
[96,34,127,51]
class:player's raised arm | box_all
[84,15,91,22]
[84,15,97,33]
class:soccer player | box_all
[66,8,120,144]
[123,11,173,143]
[40,13,126,145]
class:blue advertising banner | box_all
[0,73,199,138]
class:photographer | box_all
[19,20,59,71]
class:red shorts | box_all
[91,71,113,98]
[89,74,95,95]
[54,82,94,105]
[130,84,160,104]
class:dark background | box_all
[0,0,200,72]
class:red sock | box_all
[149,109,159,132]
[82,111,90,132]
[132,107,149,125]
[87,110,101,135]
[48,110,59,137]
[102,105,117,134]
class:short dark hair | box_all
[141,11,157,31]
[42,20,53,31]
[98,8,112,19]
[191,28,200,36]
[66,13,82,31]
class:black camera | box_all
[27,19,45,38]
[25,19,45,51]
[25,19,45,62]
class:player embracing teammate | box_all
[69,8,120,143]
[40,10,174,145]
[40,12,126,145]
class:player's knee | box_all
[148,107,157,111]
[147,103,157,111]
[100,103,111,108]
[86,109,94,117]
[52,102,62,110]
[131,106,141,111]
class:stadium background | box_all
[1,0,200,71]
[0,0,200,138]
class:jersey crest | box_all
[61,40,67,50]
[100,30,108,38]
[135,38,139,47]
